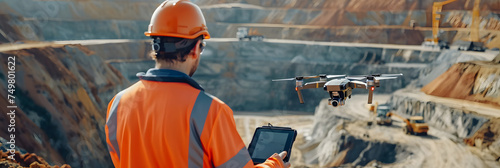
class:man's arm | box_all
[105,95,120,167]
[205,103,253,167]
[206,103,289,168]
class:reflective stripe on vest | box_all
[106,90,127,160]
[216,147,252,168]
[188,91,213,168]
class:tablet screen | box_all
[251,132,289,159]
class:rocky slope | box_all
[297,50,500,167]
[0,0,158,42]
[2,0,500,47]
[0,43,129,167]
[388,89,500,165]
[421,56,500,107]
[298,99,401,167]
[299,96,498,167]
[0,149,70,168]
[413,53,500,163]
[386,51,500,165]
[197,0,500,47]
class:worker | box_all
[104,0,291,167]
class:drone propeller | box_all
[327,75,346,78]
[346,76,367,80]
[272,74,345,81]
[375,76,398,80]
[303,74,345,79]
[272,78,296,82]
[349,73,403,77]
[347,73,403,80]
[381,73,403,77]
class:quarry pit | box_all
[1,0,500,167]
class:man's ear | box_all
[190,40,201,59]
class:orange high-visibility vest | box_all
[105,69,280,168]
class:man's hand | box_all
[261,151,291,168]
[275,151,291,168]
[255,151,291,168]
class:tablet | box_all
[247,124,297,164]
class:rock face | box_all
[410,50,493,88]
[0,44,129,167]
[0,0,157,42]
[389,89,490,139]
[414,51,500,162]
[299,99,400,167]
[464,118,500,160]
[300,50,500,167]
[0,149,70,168]
[388,89,500,164]
[2,0,500,47]
[196,0,500,47]
[422,61,500,107]
[387,50,500,164]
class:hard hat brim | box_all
[144,31,210,39]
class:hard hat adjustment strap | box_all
[152,37,197,53]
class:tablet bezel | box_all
[247,126,297,164]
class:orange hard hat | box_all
[145,0,210,39]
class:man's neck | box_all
[155,61,190,75]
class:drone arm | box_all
[296,87,305,104]
[349,81,367,89]
[367,86,374,104]
[302,81,326,89]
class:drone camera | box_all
[332,100,339,107]
[330,98,341,107]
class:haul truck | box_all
[237,27,264,41]
[387,113,429,136]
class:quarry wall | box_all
[2,0,500,47]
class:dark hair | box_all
[150,36,203,63]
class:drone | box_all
[272,73,403,107]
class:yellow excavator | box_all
[422,0,457,49]
[423,0,485,51]
[387,112,429,136]
[457,0,486,51]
